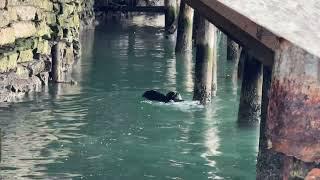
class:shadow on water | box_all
[0,14,259,180]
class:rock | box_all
[45,12,56,25]
[37,72,49,85]
[17,49,34,63]
[39,0,53,11]
[0,53,17,73]
[8,53,18,68]
[0,0,6,9]
[61,3,75,17]
[26,59,51,75]
[0,27,15,45]
[58,14,80,28]
[7,6,17,21]
[0,10,10,28]
[0,44,15,54]
[37,39,50,55]
[16,64,31,78]
[15,38,39,51]
[10,75,42,93]
[35,21,52,38]
[16,6,37,21]
[12,21,37,38]
[0,0,94,102]
[7,0,53,11]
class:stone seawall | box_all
[0,0,94,102]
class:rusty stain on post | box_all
[306,169,320,180]
[267,39,320,163]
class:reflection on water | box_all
[0,14,259,180]
[0,84,87,179]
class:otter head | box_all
[166,91,183,102]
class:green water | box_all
[0,15,259,180]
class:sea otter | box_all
[142,90,183,103]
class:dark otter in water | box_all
[142,90,184,103]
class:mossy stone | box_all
[37,40,50,55]
[15,38,39,51]
[18,49,34,63]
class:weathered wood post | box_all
[256,41,320,179]
[227,38,240,61]
[175,0,194,52]
[193,16,217,104]
[237,50,263,123]
[256,66,284,180]
[231,46,242,89]
[212,32,218,96]
[51,41,65,82]
[192,11,200,40]
[51,41,74,83]
[165,0,178,34]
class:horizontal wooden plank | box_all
[95,6,166,13]
[187,0,320,65]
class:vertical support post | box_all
[165,0,177,34]
[51,41,65,82]
[192,11,200,40]
[256,66,285,180]
[231,46,242,89]
[175,0,194,52]
[212,31,218,96]
[238,50,263,123]
[193,16,216,104]
[227,38,240,61]
[51,41,74,83]
[259,41,320,179]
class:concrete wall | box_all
[0,0,94,102]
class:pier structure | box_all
[182,0,320,179]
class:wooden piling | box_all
[256,66,284,180]
[51,41,65,82]
[237,50,263,123]
[165,0,178,34]
[175,0,194,52]
[212,32,218,96]
[193,16,216,104]
[227,38,240,61]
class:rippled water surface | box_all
[0,15,259,180]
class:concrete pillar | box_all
[175,0,194,52]
[238,50,263,123]
[258,41,320,179]
[193,16,216,104]
[165,0,178,34]
[227,38,240,61]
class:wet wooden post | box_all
[259,41,320,179]
[51,41,65,82]
[165,0,178,34]
[256,66,285,180]
[231,46,242,89]
[237,50,263,123]
[212,31,218,96]
[193,16,216,104]
[227,38,240,61]
[175,0,194,52]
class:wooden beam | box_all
[95,6,166,13]
[186,0,276,66]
